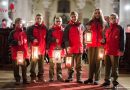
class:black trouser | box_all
[67,54,82,81]
[88,47,102,81]
[104,55,119,81]
[30,55,44,80]
[13,60,27,82]
[49,58,62,80]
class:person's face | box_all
[86,25,91,30]
[104,16,109,23]
[94,10,101,19]
[55,18,62,26]
[15,20,22,28]
[109,15,117,24]
[35,16,43,25]
[70,14,78,22]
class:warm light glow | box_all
[53,49,61,63]
[32,46,39,60]
[22,20,26,24]
[65,56,72,68]
[17,51,24,65]
[98,48,104,60]
[85,32,92,43]
[124,4,130,11]
[1,1,8,6]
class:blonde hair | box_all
[91,8,105,26]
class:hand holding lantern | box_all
[84,31,92,44]
[32,46,39,61]
[53,39,62,63]
[17,51,24,65]
[98,47,104,60]
[65,55,72,68]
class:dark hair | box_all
[36,13,42,17]
[2,18,7,22]
[110,13,118,19]
[15,18,22,24]
[70,11,78,16]
[86,22,91,26]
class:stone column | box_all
[42,0,52,28]
[95,0,114,16]
[76,0,86,22]
[14,0,32,26]
[119,0,130,27]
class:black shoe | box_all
[57,78,64,82]
[100,81,110,87]
[65,78,73,82]
[31,79,37,83]
[49,79,54,82]
[113,81,119,87]
[38,78,45,82]
[77,80,83,84]
[84,79,93,84]
[15,81,20,85]
[23,80,30,84]
[93,81,99,85]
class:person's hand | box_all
[118,51,124,56]
[66,47,71,55]
[100,38,106,44]
[46,50,48,54]
[25,59,30,67]
[34,39,38,43]
[18,41,21,46]
[56,39,59,43]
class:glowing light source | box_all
[124,4,130,11]
[1,1,8,6]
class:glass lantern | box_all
[53,48,62,63]
[17,51,24,65]
[65,56,72,68]
[98,47,105,60]
[32,46,39,61]
[84,31,92,44]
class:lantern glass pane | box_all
[17,51,24,65]
[32,46,39,60]
[85,32,92,43]
[53,49,61,63]
[98,48,104,60]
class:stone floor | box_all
[0,63,129,90]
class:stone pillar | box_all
[119,0,130,28]
[42,0,52,28]
[14,0,32,26]
[76,0,86,22]
[95,0,114,16]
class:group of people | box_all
[8,8,125,88]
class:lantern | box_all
[98,47,105,60]
[84,31,92,44]
[32,46,39,61]
[65,56,72,68]
[17,51,24,65]
[53,48,62,63]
